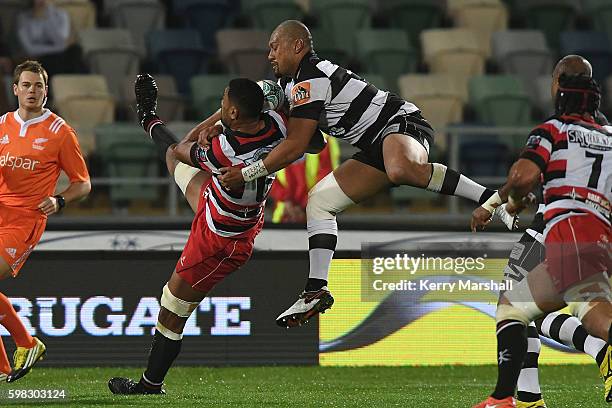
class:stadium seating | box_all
[533,74,553,117]
[380,0,445,50]
[310,0,371,56]
[51,75,115,155]
[0,0,26,51]
[459,137,511,176]
[354,29,417,93]
[172,0,232,51]
[244,0,303,32]
[54,0,97,45]
[94,123,159,207]
[79,29,140,100]
[107,0,165,58]
[447,0,508,58]
[584,0,612,43]
[421,29,486,76]
[2,76,16,112]
[190,74,234,119]
[469,75,532,126]
[216,29,273,80]
[398,74,468,149]
[147,29,212,94]
[518,0,578,49]
[491,30,553,91]
[559,31,612,85]
[310,29,350,67]
[122,75,184,122]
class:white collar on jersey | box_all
[13,108,52,137]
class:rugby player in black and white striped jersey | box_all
[217,20,518,328]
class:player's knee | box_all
[174,162,200,196]
[158,284,200,337]
[496,303,536,326]
[165,147,178,175]
[306,173,354,221]
[386,161,429,187]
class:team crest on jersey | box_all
[291,82,311,106]
[568,129,611,151]
[0,135,9,145]
[32,138,49,151]
[526,135,541,149]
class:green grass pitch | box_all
[0,365,604,407]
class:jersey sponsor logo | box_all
[32,137,49,151]
[0,135,9,145]
[568,129,612,151]
[4,248,16,258]
[328,126,346,137]
[0,152,40,171]
[291,82,311,106]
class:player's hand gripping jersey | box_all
[191,110,287,238]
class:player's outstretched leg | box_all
[109,272,205,395]
[0,290,46,383]
[536,312,612,402]
[166,147,211,213]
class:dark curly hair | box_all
[554,74,601,116]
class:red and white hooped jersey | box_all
[520,114,611,230]
[193,110,287,237]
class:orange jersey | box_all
[0,109,89,212]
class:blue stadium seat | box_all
[560,31,612,85]
[147,29,212,94]
[459,140,511,177]
[172,0,232,51]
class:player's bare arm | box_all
[218,117,318,190]
[498,159,541,214]
[38,180,91,216]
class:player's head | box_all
[554,73,601,117]
[12,60,48,112]
[220,78,264,127]
[268,20,313,78]
[551,55,592,99]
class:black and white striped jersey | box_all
[279,52,418,150]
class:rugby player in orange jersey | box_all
[0,60,90,382]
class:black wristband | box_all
[54,195,66,211]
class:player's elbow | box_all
[81,180,92,197]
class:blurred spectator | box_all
[269,136,340,223]
[17,0,84,77]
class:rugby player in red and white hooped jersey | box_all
[108,76,295,395]
[471,71,611,408]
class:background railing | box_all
[54,125,536,229]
